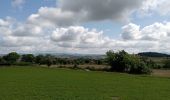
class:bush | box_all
[14,62,33,66]
[21,54,35,63]
[140,57,159,69]
[163,60,170,69]
[129,62,151,74]
[73,64,78,69]
[106,50,128,72]
[106,50,151,74]
[3,52,20,64]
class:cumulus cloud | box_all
[27,0,147,28]
[140,0,170,16]
[0,19,10,26]
[117,21,170,52]
[27,7,77,27]
[0,17,45,48]
[1,0,170,54]
[1,18,170,54]
[121,23,141,40]
[59,0,143,22]
[122,22,170,41]
[26,0,170,28]
[1,20,170,54]
[13,23,43,37]
[51,26,114,48]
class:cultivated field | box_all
[152,69,170,77]
[0,66,170,100]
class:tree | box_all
[129,60,151,74]
[0,57,6,65]
[46,57,53,67]
[35,55,45,65]
[21,54,35,63]
[163,60,170,69]
[106,50,116,69]
[35,55,55,67]
[3,52,20,64]
[106,50,151,74]
[106,50,130,72]
[45,55,55,67]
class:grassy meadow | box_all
[0,66,170,100]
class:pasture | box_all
[0,66,170,100]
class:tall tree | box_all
[106,50,151,74]
[21,54,35,63]
[3,52,20,64]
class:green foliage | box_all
[106,50,151,74]
[21,54,35,63]
[35,55,55,67]
[129,61,151,74]
[163,60,170,68]
[35,55,46,65]
[45,55,55,67]
[3,52,20,64]
[0,57,7,65]
[140,57,160,69]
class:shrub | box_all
[3,52,20,64]
[129,62,151,74]
[106,50,151,74]
[73,64,78,69]
[14,62,33,66]
[163,60,170,69]
[0,57,10,66]
[21,54,35,63]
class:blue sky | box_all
[0,0,170,54]
[0,0,56,20]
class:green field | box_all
[0,67,170,100]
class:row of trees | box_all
[0,52,105,67]
[1,51,169,74]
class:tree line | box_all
[0,52,105,67]
[1,50,170,74]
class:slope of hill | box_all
[138,52,170,57]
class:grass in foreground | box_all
[0,66,170,100]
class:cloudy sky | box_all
[0,0,170,54]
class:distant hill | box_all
[138,52,170,57]
[34,53,106,59]
[0,53,105,59]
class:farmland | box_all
[0,66,170,100]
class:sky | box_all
[0,0,170,54]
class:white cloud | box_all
[27,0,146,28]
[1,0,170,54]
[119,22,170,53]
[122,22,170,41]
[0,19,10,26]
[140,0,170,16]
[121,23,141,40]
[28,7,77,27]
[1,15,170,54]
[13,23,43,37]
[51,26,114,48]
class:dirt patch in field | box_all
[152,69,170,77]
[50,64,110,70]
